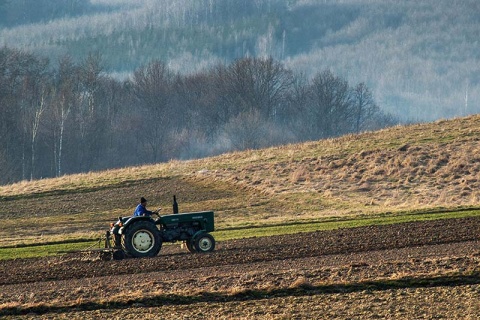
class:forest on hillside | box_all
[0,0,479,121]
[0,47,394,184]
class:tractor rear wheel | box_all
[122,221,162,258]
[194,233,215,253]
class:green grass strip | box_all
[211,208,480,241]
[1,209,479,260]
[0,241,99,260]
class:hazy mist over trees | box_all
[0,0,479,183]
[0,47,393,184]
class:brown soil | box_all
[1,217,480,319]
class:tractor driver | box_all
[133,197,160,217]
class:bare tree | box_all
[281,73,311,140]
[218,57,294,121]
[0,47,24,183]
[173,72,220,143]
[308,70,352,138]
[80,52,103,115]
[132,60,177,162]
[29,84,49,180]
[51,55,80,176]
[94,77,129,168]
[17,52,50,180]
[223,110,267,150]
[352,82,379,133]
[76,52,105,171]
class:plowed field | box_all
[1,217,480,319]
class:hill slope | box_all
[1,115,479,246]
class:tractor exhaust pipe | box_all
[173,195,179,214]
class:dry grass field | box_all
[1,115,480,318]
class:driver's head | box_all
[140,197,147,205]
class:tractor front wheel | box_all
[194,233,215,253]
[122,221,162,258]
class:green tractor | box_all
[106,197,215,259]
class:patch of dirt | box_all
[1,217,480,319]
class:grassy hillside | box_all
[0,0,478,121]
[1,115,479,254]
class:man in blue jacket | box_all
[133,197,160,216]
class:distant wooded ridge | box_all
[0,0,478,121]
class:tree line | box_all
[0,46,396,185]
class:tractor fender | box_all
[191,229,208,241]
[119,216,156,235]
